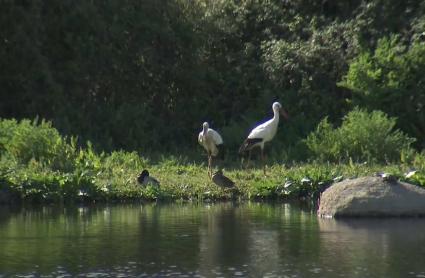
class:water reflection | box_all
[318,218,425,277]
[0,203,424,277]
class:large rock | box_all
[318,176,425,217]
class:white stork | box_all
[239,102,289,175]
[198,122,223,178]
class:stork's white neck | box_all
[272,108,280,123]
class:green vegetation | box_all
[1,119,424,203]
[1,0,424,155]
[305,108,415,163]
[340,36,425,143]
[1,1,425,203]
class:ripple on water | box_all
[83,272,109,278]
[16,274,37,278]
[309,267,322,274]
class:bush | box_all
[305,108,415,162]
[0,118,76,170]
[340,36,425,145]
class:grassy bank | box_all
[2,151,425,204]
[1,118,425,204]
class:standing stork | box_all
[198,122,223,178]
[239,102,289,175]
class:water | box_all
[0,202,425,277]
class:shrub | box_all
[340,36,425,145]
[0,118,76,170]
[305,108,415,162]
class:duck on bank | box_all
[212,169,235,188]
[137,170,160,187]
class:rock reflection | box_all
[318,218,425,277]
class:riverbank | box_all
[1,157,424,204]
[1,118,424,204]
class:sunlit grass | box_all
[1,118,425,203]
[2,152,422,203]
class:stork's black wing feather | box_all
[238,138,263,154]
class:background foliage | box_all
[0,0,424,160]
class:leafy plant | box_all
[340,36,425,146]
[0,118,77,171]
[305,108,415,163]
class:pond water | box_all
[0,202,425,277]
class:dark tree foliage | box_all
[0,0,423,158]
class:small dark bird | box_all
[137,170,160,186]
[375,172,397,183]
[212,169,235,188]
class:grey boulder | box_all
[318,176,425,217]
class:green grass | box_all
[140,160,424,201]
[1,153,425,203]
[1,118,425,204]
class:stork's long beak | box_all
[280,108,289,120]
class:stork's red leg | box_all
[208,155,212,179]
[247,150,252,168]
[261,148,266,176]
